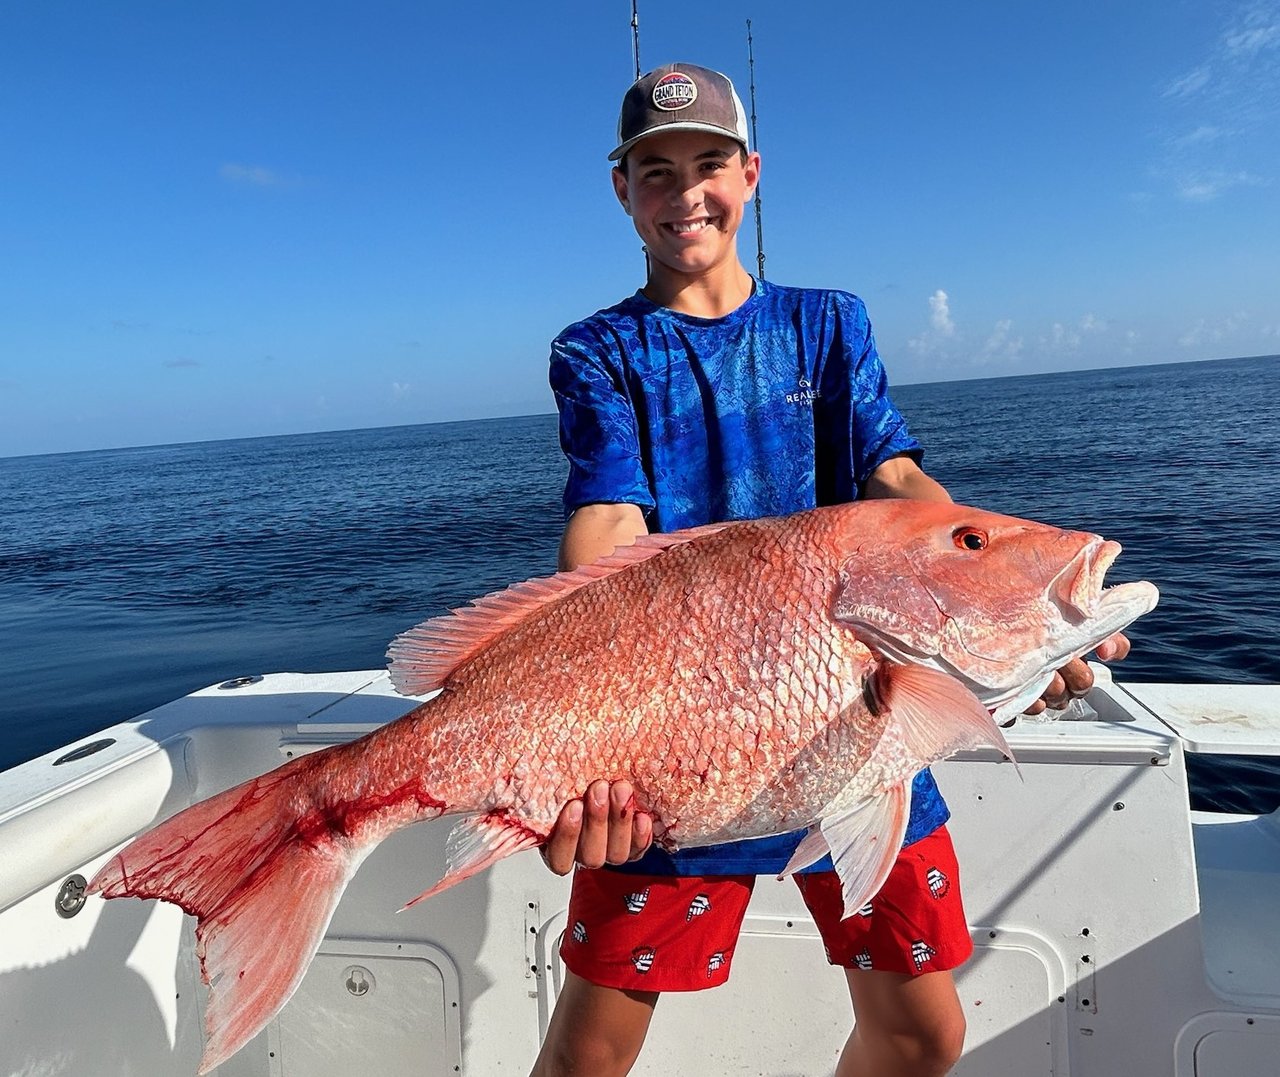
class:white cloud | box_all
[1171,125,1227,148]
[980,319,1023,361]
[1176,169,1265,201]
[1224,6,1280,56]
[1164,65,1212,99]
[1041,314,1105,352]
[219,163,290,187]
[928,290,955,336]
[1156,1,1280,199]
[1178,311,1248,347]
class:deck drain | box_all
[217,676,264,690]
[344,966,376,997]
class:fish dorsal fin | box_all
[387,521,735,695]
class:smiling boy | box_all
[531,62,1124,1077]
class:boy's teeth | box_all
[670,219,709,233]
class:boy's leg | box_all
[531,867,756,1076]
[836,968,965,1077]
[795,824,972,1077]
[530,971,657,1077]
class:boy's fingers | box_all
[607,781,655,865]
[1056,658,1094,700]
[629,810,654,861]
[573,780,611,869]
[541,799,584,876]
[1095,632,1130,662]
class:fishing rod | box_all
[746,18,766,280]
[630,0,641,81]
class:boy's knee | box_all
[886,1008,966,1075]
[920,1007,966,1071]
[531,1034,642,1077]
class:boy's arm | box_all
[863,453,951,504]
[863,454,1129,713]
[557,502,649,571]
[542,502,656,875]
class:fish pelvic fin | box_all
[777,826,832,879]
[386,521,736,696]
[401,812,543,910]
[822,782,911,919]
[88,756,436,1074]
[878,662,1017,770]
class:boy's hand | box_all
[540,780,654,875]
[1025,632,1131,715]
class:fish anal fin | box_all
[401,813,543,910]
[822,782,910,919]
[878,662,1016,767]
[386,521,736,696]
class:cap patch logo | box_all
[653,72,698,111]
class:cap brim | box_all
[608,122,750,161]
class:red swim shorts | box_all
[559,826,972,992]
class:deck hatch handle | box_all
[53,738,116,765]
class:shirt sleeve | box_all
[549,334,656,518]
[816,293,922,502]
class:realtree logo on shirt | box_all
[786,377,821,406]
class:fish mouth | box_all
[1049,538,1159,638]
[975,540,1159,719]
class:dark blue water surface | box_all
[2,354,1278,810]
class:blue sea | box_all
[2,354,1278,812]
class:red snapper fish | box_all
[90,500,1158,1072]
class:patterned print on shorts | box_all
[706,951,725,976]
[926,867,950,899]
[624,887,650,914]
[571,920,588,944]
[911,939,937,970]
[631,945,656,974]
[854,948,873,971]
[687,893,711,921]
[856,901,874,918]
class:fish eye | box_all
[953,527,988,551]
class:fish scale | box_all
[89,499,1159,1073]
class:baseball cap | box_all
[609,63,750,162]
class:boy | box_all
[532,63,1125,1077]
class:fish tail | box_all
[88,752,441,1073]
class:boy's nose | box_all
[668,181,705,209]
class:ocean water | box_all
[2,353,1277,811]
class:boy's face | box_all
[612,129,760,280]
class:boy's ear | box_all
[611,165,632,216]
[743,151,762,203]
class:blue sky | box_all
[2,0,1278,457]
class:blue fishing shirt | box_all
[549,278,949,875]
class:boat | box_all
[1,664,1277,1075]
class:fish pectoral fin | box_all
[822,782,911,919]
[401,813,542,911]
[880,662,1016,767]
[776,827,831,879]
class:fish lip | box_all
[1050,538,1120,621]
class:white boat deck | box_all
[1,667,1279,1076]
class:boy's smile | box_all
[612,129,761,292]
